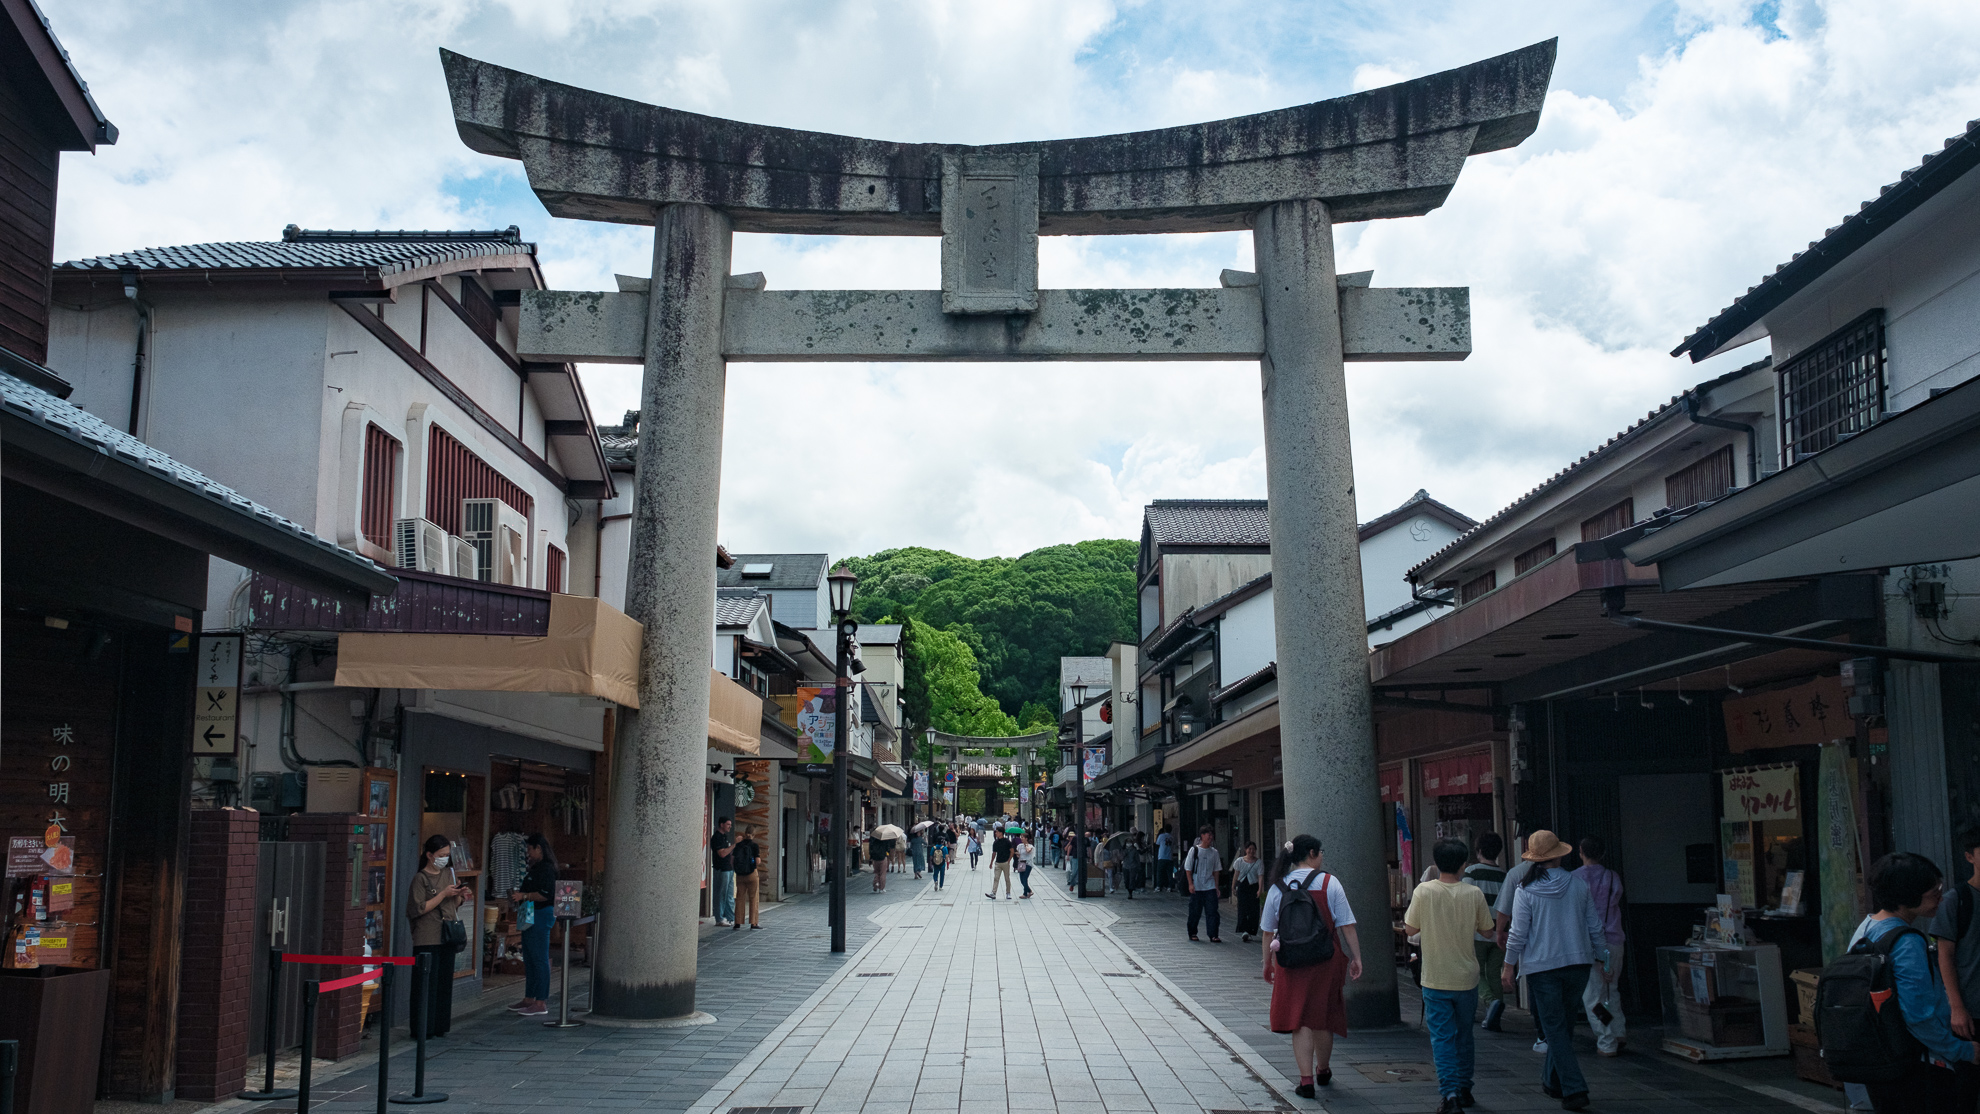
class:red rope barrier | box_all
[318,969,373,993]
[283,953,413,966]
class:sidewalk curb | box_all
[1093,922,1317,1111]
[681,881,929,1114]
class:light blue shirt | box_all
[1864,916,1975,1067]
[1504,869,1609,976]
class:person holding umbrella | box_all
[869,824,904,892]
[909,820,935,880]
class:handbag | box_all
[438,869,469,947]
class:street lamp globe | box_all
[1069,682,1087,709]
[827,565,858,617]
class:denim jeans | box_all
[1187,889,1220,938]
[1421,986,1478,1097]
[713,870,736,923]
[1018,864,1032,895]
[931,863,946,887]
[1526,965,1591,1097]
[521,915,553,1001]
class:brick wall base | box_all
[175,808,261,1101]
[289,813,367,1062]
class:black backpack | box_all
[1816,923,1929,1083]
[1274,872,1337,968]
[732,840,758,876]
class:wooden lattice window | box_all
[360,424,401,549]
[1666,445,1735,510]
[1780,309,1886,465]
[1459,570,1497,605]
[425,426,532,536]
[1580,499,1634,542]
[1513,538,1557,576]
[546,544,567,593]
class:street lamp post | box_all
[827,565,858,954]
[1069,681,1087,900]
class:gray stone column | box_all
[597,202,732,1021]
[1253,198,1397,1028]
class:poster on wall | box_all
[795,686,836,762]
[1082,747,1107,783]
[1722,765,1799,821]
[7,833,74,877]
[913,771,929,802]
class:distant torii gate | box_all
[925,729,1055,821]
[442,40,1555,1027]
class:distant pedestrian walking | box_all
[1406,838,1495,1113]
[1234,842,1264,941]
[1123,832,1145,899]
[733,826,763,930]
[910,830,927,879]
[1574,836,1627,1056]
[1156,827,1177,890]
[1017,835,1035,898]
[987,831,1015,899]
[1183,827,1224,942]
[929,837,950,890]
[1502,830,1609,1112]
[968,833,983,869]
[869,831,894,892]
[1262,834,1361,1098]
[1465,832,1509,1031]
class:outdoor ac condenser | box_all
[394,517,448,573]
[461,498,527,585]
[448,535,478,581]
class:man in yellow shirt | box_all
[1406,838,1497,1114]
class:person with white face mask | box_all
[409,834,473,1036]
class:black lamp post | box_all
[827,565,857,954]
[1069,681,1087,900]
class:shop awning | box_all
[1085,745,1163,794]
[1162,699,1280,774]
[336,593,640,704]
[706,669,764,756]
[1420,749,1492,797]
[1623,373,1980,589]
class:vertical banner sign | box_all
[913,771,929,802]
[1082,747,1106,783]
[1818,747,1863,964]
[193,634,243,755]
[795,685,836,762]
[1019,786,1031,805]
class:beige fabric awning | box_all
[335,594,762,754]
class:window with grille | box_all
[360,424,401,549]
[458,276,500,341]
[1666,445,1735,510]
[1580,499,1634,542]
[1513,538,1557,576]
[424,426,533,537]
[1459,570,1497,604]
[546,544,566,593]
[1780,309,1886,465]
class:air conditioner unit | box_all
[462,498,527,586]
[448,535,478,581]
[394,517,448,573]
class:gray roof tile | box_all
[715,587,767,628]
[58,228,534,277]
[717,553,828,591]
[0,370,385,578]
[1143,499,1270,547]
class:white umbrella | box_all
[911,820,937,832]
[872,823,907,841]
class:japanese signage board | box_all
[1082,747,1107,783]
[795,685,836,762]
[913,771,929,802]
[1723,764,1799,822]
[193,634,243,755]
[7,834,75,877]
[554,880,584,917]
[1723,674,1846,752]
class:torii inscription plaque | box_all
[443,39,1555,1027]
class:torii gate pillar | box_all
[444,39,1555,1025]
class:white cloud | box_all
[40,0,1980,560]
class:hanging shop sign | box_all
[795,685,836,762]
[1723,674,1847,753]
[1082,747,1107,783]
[193,633,243,755]
[1722,764,1799,821]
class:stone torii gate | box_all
[925,729,1055,820]
[442,40,1554,1027]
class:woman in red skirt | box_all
[1261,834,1363,1098]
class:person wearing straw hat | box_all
[1501,830,1609,1112]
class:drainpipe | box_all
[122,274,150,437]
[1682,389,1758,490]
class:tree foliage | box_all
[905,617,1019,737]
[846,540,1137,721]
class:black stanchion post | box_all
[295,981,319,1114]
[581,914,597,1014]
[242,946,299,1100]
[375,962,393,1114]
[1,1038,18,1114]
[392,953,447,1104]
[544,918,585,1029]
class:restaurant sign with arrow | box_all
[193,634,242,755]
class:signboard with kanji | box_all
[1723,764,1799,821]
[193,634,243,755]
[1722,674,1846,752]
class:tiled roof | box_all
[0,370,387,579]
[57,226,533,277]
[715,588,767,628]
[1143,499,1270,547]
[1406,359,1768,582]
[717,553,828,592]
[1674,120,1980,361]
[1357,488,1475,541]
[598,410,639,466]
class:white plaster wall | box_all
[596,487,634,611]
[46,300,140,424]
[1160,553,1272,620]
[1360,516,1466,618]
[1219,588,1276,683]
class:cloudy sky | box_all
[43,0,1980,559]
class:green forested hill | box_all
[845,540,1137,734]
